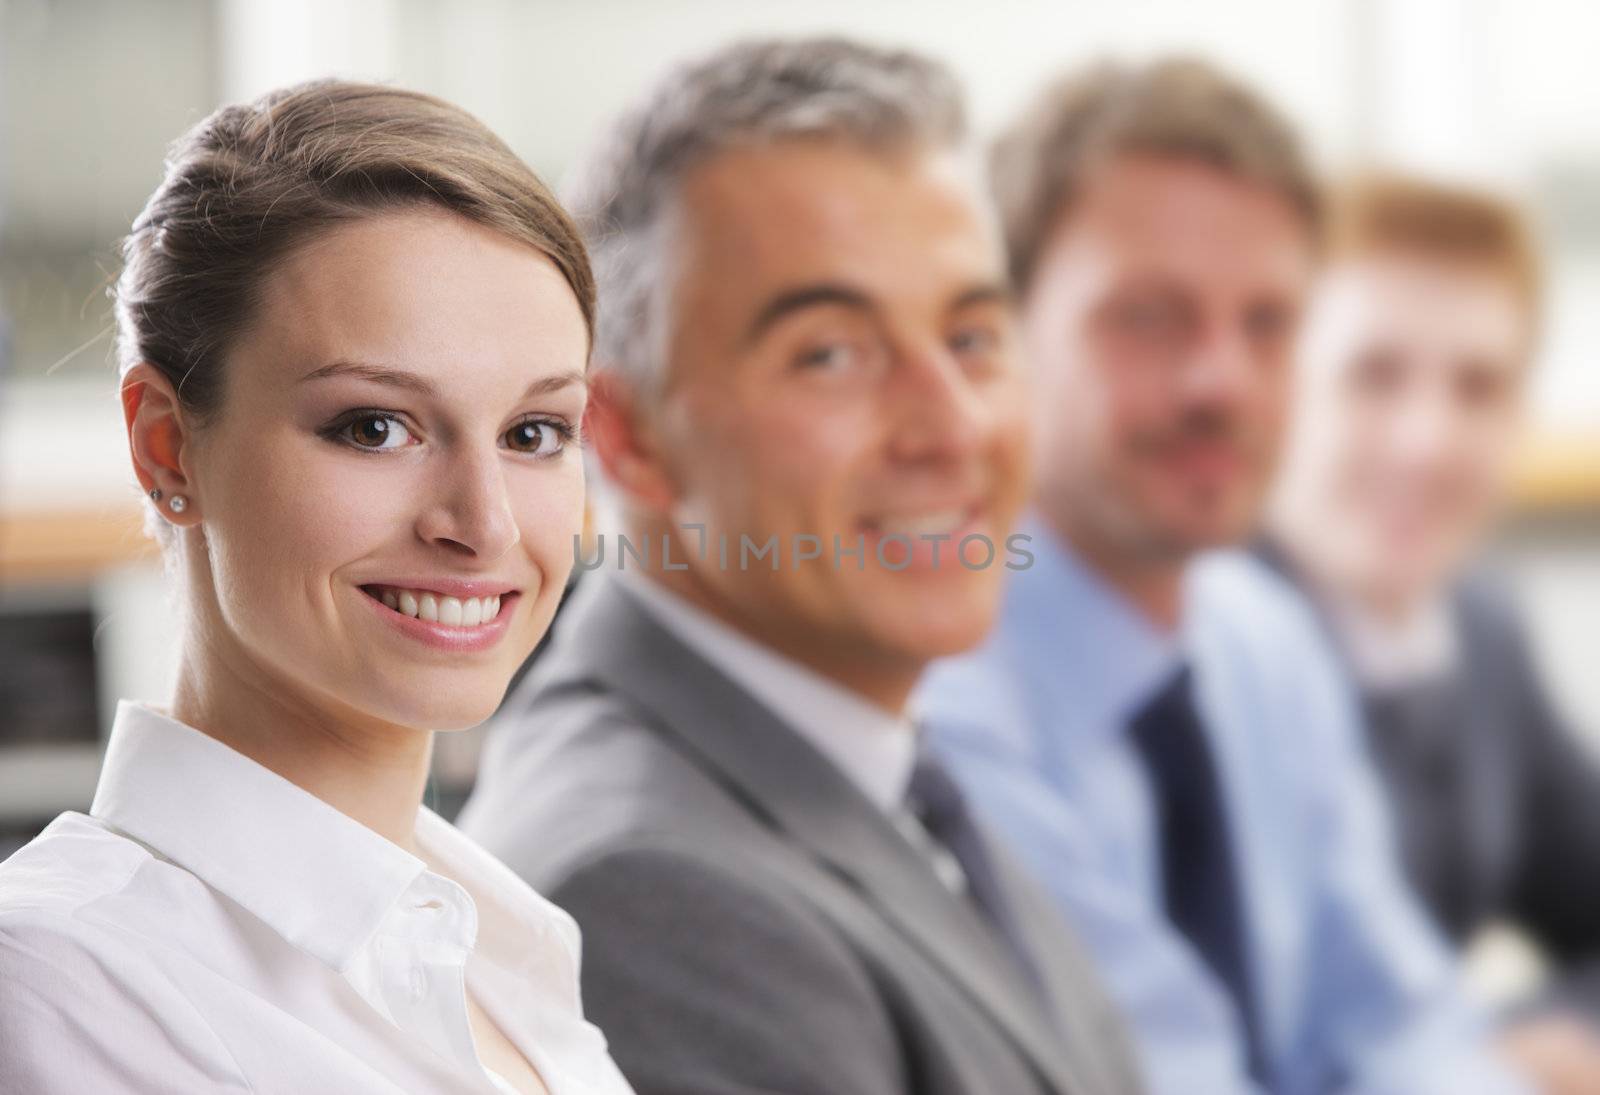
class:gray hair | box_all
[566,37,967,393]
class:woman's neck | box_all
[168,636,434,854]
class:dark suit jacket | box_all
[459,575,1143,1095]
[1259,543,1600,1010]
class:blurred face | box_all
[1276,254,1530,608]
[183,209,589,732]
[1025,155,1314,564]
[629,141,1030,683]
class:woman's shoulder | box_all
[0,811,227,1010]
[0,815,149,986]
[0,817,249,1091]
[0,813,174,993]
[0,811,155,920]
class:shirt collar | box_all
[1006,513,1186,735]
[90,700,430,972]
[1324,593,1459,691]
[616,571,918,811]
[412,806,582,979]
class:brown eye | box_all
[346,414,411,449]
[505,419,565,456]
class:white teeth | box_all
[373,587,505,628]
[877,509,968,537]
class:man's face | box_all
[1024,155,1314,564]
[1278,254,1530,604]
[626,141,1030,681]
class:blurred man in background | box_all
[920,58,1598,1093]
[460,37,1141,1095]
[1267,177,1600,1019]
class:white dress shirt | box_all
[616,573,965,890]
[0,700,635,1095]
[1325,593,1460,692]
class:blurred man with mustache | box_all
[920,59,1571,1093]
[460,38,1140,1095]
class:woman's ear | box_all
[584,369,680,515]
[121,363,201,525]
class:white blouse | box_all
[0,701,635,1094]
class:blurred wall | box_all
[7,0,1600,407]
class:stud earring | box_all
[168,495,188,514]
[149,488,162,503]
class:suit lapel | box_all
[993,836,1144,1095]
[544,577,1087,1094]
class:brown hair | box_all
[991,57,1322,293]
[1327,173,1542,317]
[115,79,595,421]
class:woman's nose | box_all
[414,448,521,560]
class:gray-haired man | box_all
[459,37,1142,1095]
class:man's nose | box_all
[889,346,995,463]
[1180,325,1257,405]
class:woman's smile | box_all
[358,579,524,652]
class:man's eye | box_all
[950,326,999,357]
[1119,303,1173,332]
[1457,363,1509,408]
[1354,352,1405,395]
[504,418,569,457]
[344,414,413,450]
[795,342,858,371]
[1244,305,1294,345]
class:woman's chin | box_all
[354,681,506,734]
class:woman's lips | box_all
[365,584,505,627]
[358,584,521,652]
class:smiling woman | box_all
[0,81,632,1095]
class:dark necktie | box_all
[907,752,1045,1000]
[1130,666,1268,1081]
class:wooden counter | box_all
[1512,428,1600,513]
[0,507,155,585]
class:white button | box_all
[408,968,427,1001]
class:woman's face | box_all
[181,208,588,731]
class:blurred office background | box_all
[2,0,1597,881]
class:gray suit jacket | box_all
[459,575,1142,1095]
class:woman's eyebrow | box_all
[524,370,587,398]
[297,361,586,400]
[298,360,437,395]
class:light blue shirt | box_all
[918,516,1528,1095]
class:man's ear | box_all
[584,369,680,515]
[121,363,201,524]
